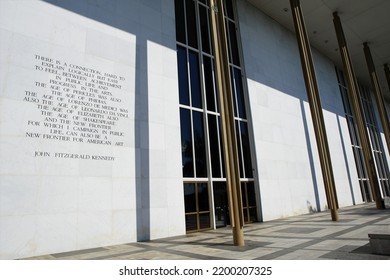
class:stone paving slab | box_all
[23,203,390,260]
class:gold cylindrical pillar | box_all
[209,0,245,246]
[290,0,339,221]
[333,13,384,209]
[363,43,390,156]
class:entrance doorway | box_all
[213,182,230,228]
[212,181,258,229]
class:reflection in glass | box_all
[185,214,197,231]
[189,51,202,108]
[177,47,189,105]
[199,5,211,54]
[183,182,211,232]
[174,0,186,44]
[199,213,210,229]
[240,122,253,178]
[180,108,194,177]
[193,111,207,177]
[203,56,216,112]
[186,0,198,48]
[208,114,221,178]
[197,183,209,211]
[213,182,229,227]
[234,68,246,119]
[228,21,240,66]
[224,0,235,20]
[184,183,196,213]
[246,182,256,206]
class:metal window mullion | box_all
[195,183,200,230]
[202,52,215,60]
[190,109,197,178]
[183,0,189,48]
[198,0,208,9]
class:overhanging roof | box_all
[247,0,390,101]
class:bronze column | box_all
[209,0,245,246]
[290,0,339,221]
[333,12,384,209]
[363,43,390,155]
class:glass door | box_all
[213,182,230,228]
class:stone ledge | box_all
[368,233,390,256]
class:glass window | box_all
[175,0,186,44]
[185,214,197,231]
[228,21,240,65]
[240,122,253,178]
[199,213,210,229]
[184,183,196,213]
[246,182,256,206]
[176,0,258,230]
[193,111,207,177]
[336,68,390,199]
[189,51,202,108]
[184,183,211,232]
[177,47,190,106]
[224,0,235,20]
[234,68,246,119]
[199,6,211,55]
[180,108,194,177]
[208,114,222,178]
[186,0,198,49]
[235,120,244,177]
[197,183,209,211]
[241,182,258,223]
[203,55,216,112]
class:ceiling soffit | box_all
[246,0,390,100]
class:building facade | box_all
[0,0,389,259]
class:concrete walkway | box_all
[24,203,390,260]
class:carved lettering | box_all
[23,54,131,161]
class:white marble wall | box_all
[237,0,363,221]
[0,0,184,259]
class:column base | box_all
[330,208,339,221]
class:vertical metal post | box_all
[290,0,339,221]
[363,43,390,156]
[333,12,384,209]
[209,0,245,246]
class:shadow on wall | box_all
[306,200,317,213]
[42,0,176,241]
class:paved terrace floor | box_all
[24,203,390,260]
